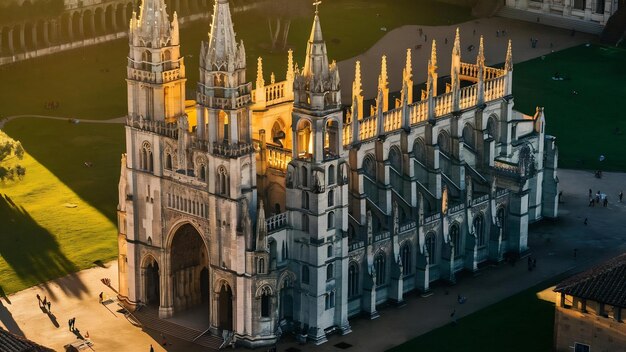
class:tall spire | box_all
[353,61,362,97]
[505,39,513,71]
[302,11,329,80]
[352,60,364,122]
[452,27,461,58]
[427,40,438,98]
[202,0,244,70]
[131,0,172,47]
[378,55,389,91]
[286,49,294,82]
[403,48,413,105]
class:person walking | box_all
[36,294,41,307]
[584,218,588,225]
[68,319,73,331]
[619,191,623,202]
[99,292,103,303]
[47,301,51,312]
[71,318,76,330]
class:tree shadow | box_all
[0,195,88,299]
[0,300,24,337]
[0,285,11,305]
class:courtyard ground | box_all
[1,169,625,352]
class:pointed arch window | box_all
[374,252,386,285]
[328,164,336,185]
[327,211,335,229]
[326,263,334,281]
[425,233,436,265]
[497,207,507,240]
[474,215,485,246]
[165,153,173,170]
[348,262,359,298]
[450,223,461,256]
[328,190,334,207]
[260,286,271,318]
[302,265,310,284]
[199,164,206,182]
[217,166,229,196]
[400,242,412,275]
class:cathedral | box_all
[117,0,559,347]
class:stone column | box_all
[0,28,3,56]
[31,24,38,50]
[159,254,174,318]
[19,24,26,52]
[100,8,106,35]
[79,13,85,38]
[89,13,96,38]
[111,9,118,32]
[43,21,51,46]
[7,28,14,53]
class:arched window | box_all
[217,166,229,196]
[413,138,426,164]
[325,291,335,309]
[296,119,312,159]
[328,165,336,185]
[327,245,333,258]
[199,164,206,182]
[400,242,411,275]
[363,155,376,180]
[301,166,308,188]
[328,190,334,207]
[497,207,507,240]
[348,262,359,298]
[260,286,271,317]
[437,131,450,155]
[450,223,461,256]
[302,265,309,284]
[302,191,309,209]
[487,116,498,140]
[327,263,334,280]
[165,153,172,170]
[302,214,309,232]
[474,215,485,246]
[281,241,287,260]
[389,146,402,191]
[327,211,334,229]
[141,142,152,171]
[425,233,436,265]
[271,120,286,147]
[463,123,475,150]
[324,119,339,159]
[374,252,386,285]
[258,258,265,274]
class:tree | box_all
[257,0,310,51]
[0,130,26,182]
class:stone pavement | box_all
[1,169,624,352]
[337,16,594,104]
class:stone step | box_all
[497,7,604,34]
[131,308,223,349]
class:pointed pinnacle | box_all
[429,40,438,68]
[453,27,461,56]
[505,39,513,71]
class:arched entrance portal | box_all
[145,258,160,307]
[279,279,294,321]
[170,223,209,313]
[218,283,233,331]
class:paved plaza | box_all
[0,16,616,352]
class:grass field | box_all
[0,118,122,295]
[513,44,626,172]
[0,0,471,120]
[389,283,556,352]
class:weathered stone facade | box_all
[118,0,560,348]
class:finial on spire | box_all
[354,60,362,95]
[286,49,294,80]
[379,55,388,89]
[505,39,513,71]
[477,35,485,65]
[313,0,322,15]
[256,57,265,88]
[404,48,412,78]
[453,27,461,56]
[429,40,437,69]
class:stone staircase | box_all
[497,6,604,34]
[129,306,223,350]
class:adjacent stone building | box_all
[553,253,626,352]
[117,0,560,347]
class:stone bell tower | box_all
[286,7,351,344]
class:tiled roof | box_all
[0,327,54,352]
[554,253,626,308]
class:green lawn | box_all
[513,44,626,172]
[0,118,122,295]
[0,0,471,120]
[389,283,556,352]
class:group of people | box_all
[44,101,60,110]
[588,189,617,207]
[36,293,51,312]
[527,256,538,271]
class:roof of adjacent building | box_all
[0,327,54,352]
[554,253,626,308]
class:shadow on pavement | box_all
[0,300,24,337]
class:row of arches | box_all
[346,208,506,297]
[0,0,213,56]
[295,117,340,160]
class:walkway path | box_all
[0,115,125,129]
[1,169,624,352]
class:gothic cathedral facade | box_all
[117,0,559,347]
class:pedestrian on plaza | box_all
[150,345,154,352]
[589,189,592,198]
[588,198,594,207]
[473,28,476,36]
[68,319,72,331]
[619,191,623,202]
[42,296,47,310]
[36,294,41,306]
[584,218,588,225]
[450,309,457,324]
[161,333,168,346]
[533,258,537,269]
[445,37,448,44]
[604,197,608,207]
[47,301,51,312]
[99,292,103,303]
[85,331,89,339]
[496,30,500,37]
[71,318,76,330]
[527,256,533,271]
